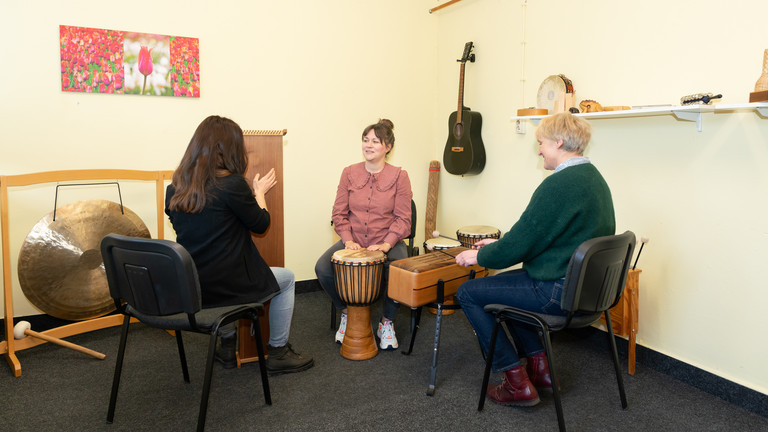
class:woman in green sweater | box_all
[455,112,615,407]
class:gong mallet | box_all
[13,321,106,360]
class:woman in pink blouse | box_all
[315,119,413,350]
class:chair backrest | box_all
[101,233,202,317]
[407,199,417,256]
[560,231,636,316]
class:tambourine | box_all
[537,74,574,114]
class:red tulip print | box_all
[60,25,199,97]
[138,45,153,94]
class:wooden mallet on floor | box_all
[13,320,106,360]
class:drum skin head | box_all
[331,249,385,264]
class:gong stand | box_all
[1,169,173,377]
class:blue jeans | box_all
[456,269,566,373]
[218,267,295,348]
[268,267,295,347]
[315,240,406,321]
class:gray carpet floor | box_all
[2,290,767,432]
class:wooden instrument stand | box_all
[598,268,641,375]
[1,169,173,377]
[388,248,486,395]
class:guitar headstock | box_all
[457,41,475,63]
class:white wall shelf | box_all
[511,102,768,132]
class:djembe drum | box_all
[332,249,386,360]
[456,225,501,248]
[424,237,461,253]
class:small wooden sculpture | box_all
[579,99,603,113]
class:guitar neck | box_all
[456,62,466,124]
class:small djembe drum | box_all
[424,237,461,253]
[456,225,501,248]
[332,249,386,360]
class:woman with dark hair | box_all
[455,112,615,406]
[166,115,313,375]
[315,118,413,350]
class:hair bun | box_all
[378,118,394,130]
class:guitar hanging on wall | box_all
[443,41,485,176]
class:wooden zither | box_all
[389,247,486,308]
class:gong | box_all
[18,200,151,321]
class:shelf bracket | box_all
[671,110,703,132]
[756,107,768,118]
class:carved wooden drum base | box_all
[340,305,378,361]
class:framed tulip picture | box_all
[59,25,200,97]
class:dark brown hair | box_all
[362,118,395,155]
[168,115,248,213]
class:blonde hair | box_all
[535,112,591,154]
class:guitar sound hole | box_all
[453,123,464,138]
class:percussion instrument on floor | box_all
[17,200,151,321]
[456,225,501,249]
[388,247,486,308]
[389,246,486,395]
[424,237,461,253]
[332,249,386,360]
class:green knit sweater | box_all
[477,163,615,280]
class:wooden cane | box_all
[13,321,106,360]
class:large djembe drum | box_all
[332,249,386,360]
[456,225,501,248]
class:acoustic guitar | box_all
[443,41,485,175]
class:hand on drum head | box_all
[366,242,391,253]
[455,249,480,267]
[473,238,498,249]
[345,241,362,250]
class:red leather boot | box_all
[526,352,555,391]
[486,365,540,406]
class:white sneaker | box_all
[335,313,347,344]
[377,319,398,350]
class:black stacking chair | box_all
[478,231,636,432]
[100,233,271,432]
[330,199,418,329]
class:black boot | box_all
[215,334,237,369]
[266,343,314,375]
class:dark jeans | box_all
[315,240,406,321]
[456,269,566,373]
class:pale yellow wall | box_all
[432,0,768,395]
[1,0,767,396]
[0,1,437,314]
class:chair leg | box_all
[539,329,566,432]
[477,316,500,411]
[107,316,131,424]
[251,312,272,405]
[175,331,190,383]
[330,304,337,330]
[402,307,422,356]
[196,332,219,432]
[604,312,628,408]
